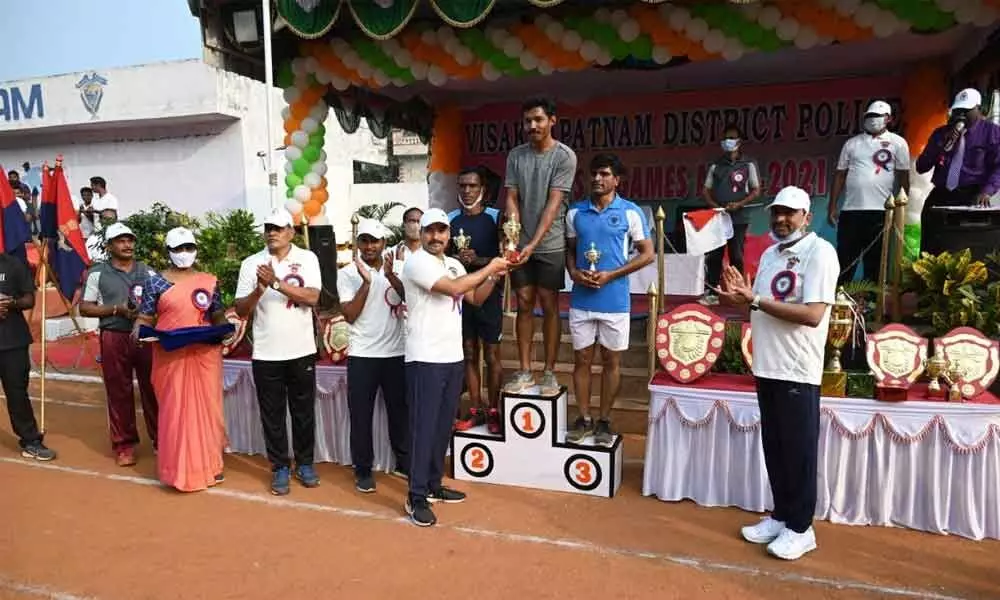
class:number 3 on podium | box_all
[564,454,602,491]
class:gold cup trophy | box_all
[924,348,948,398]
[821,288,855,397]
[942,360,968,402]
[502,217,522,262]
[453,228,471,251]
[584,242,602,272]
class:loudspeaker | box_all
[307,225,338,311]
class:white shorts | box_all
[568,308,630,352]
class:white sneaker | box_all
[740,516,786,544]
[766,526,817,561]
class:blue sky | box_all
[0,0,202,82]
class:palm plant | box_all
[356,201,405,246]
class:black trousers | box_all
[836,210,884,285]
[920,185,980,256]
[251,353,317,469]
[706,223,748,289]
[756,377,820,533]
[0,346,42,447]
[347,355,410,477]
[406,361,464,501]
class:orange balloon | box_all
[284,132,293,146]
[284,118,301,134]
[311,188,329,204]
[319,176,328,189]
[303,199,323,217]
[291,102,310,119]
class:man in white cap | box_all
[717,186,839,561]
[828,100,910,284]
[337,218,410,493]
[235,209,322,496]
[400,207,509,527]
[79,222,159,466]
[916,88,1000,254]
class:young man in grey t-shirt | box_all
[503,97,578,394]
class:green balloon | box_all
[303,146,321,162]
[285,173,302,189]
[292,158,310,176]
[314,124,326,138]
[630,37,653,61]
[611,40,630,60]
[286,188,294,199]
[276,62,295,89]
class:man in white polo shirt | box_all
[401,208,509,527]
[337,218,410,493]
[828,100,910,284]
[235,209,322,496]
[719,185,839,561]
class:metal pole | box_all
[655,206,666,313]
[875,194,895,326]
[890,189,908,323]
[39,245,48,433]
[262,0,278,212]
[647,282,659,380]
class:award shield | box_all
[866,323,928,401]
[323,314,351,364]
[654,303,726,383]
[740,322,753,371]
[936,327,1000,400]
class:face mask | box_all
[863,116,887,134]
[404,222,420,239]
[458,191,483,210]
[769,225,808,244]
[721,138,740,153]
[169,250,197,269]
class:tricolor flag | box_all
[0,167,31,264]
[39,161,90,301]
[683,208,734,256]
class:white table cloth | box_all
[643,377,1000,540]
[223,360,396,472]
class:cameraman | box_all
[79,223,159,467]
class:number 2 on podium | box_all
[470,448,485,469]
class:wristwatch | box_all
[271,280,281,291]
[749,294,761,311]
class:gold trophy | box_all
[821,288,854,397]
[502,217,521,262]
[944,361,967,402]
[453,228,471,251]
[924,348,948,398]
[584,242,602,272]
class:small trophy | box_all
[502,217,521,262]
[584,242,602,272]
[821,288,854,397]
[924,349,948,398]
[453,228,471,251]
[944,361,967,402]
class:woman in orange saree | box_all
[134,227,229,492]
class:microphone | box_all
[943,120,966,152]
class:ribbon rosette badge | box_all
[872,149,893,174]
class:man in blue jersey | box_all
[449,167,505,434]
[565,154,654,446]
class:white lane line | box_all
[29,372,103,384]
[0,458,967,600]
[0,394,103,409]
[0,577,96,600]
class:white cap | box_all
[263,209,294,228]
[865,100,892,116]
[356,218,385,239]
[769,186,812,213]
[419,208,450,229]
[165,227,196,249]
[951,88,982,111]
[104,222,135,240]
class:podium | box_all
[451,386,623,498]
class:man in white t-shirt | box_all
[337,218,409,493]
[719,186,839,561]
[89,176,120,220]
[385,207,424,270]
[235,209,322,496]
[827,101,910,284]
[400,208,508,527]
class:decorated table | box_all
[222,359,397,472]
[643,372,1000,540]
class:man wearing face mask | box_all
[916,88,1000,255]
[828,101,910,285]
[448,167,504,434]
[386,207,424,269]
[701,126,761,303]
[718,186,839,561]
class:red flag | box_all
[52,162,90,263]
[1,167,32,262]
[44,159,90,300]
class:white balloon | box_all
[284,146,303,161]
[443,37,462,54]
[580,40,600,62]
[955,3,978,24]
[427,65,448,87]
[561,30,583,52]
[618,19,641,43]
[309,104,328,122]
[596,50,613,66]
[685,18,709,41]
[519,52,539,70]
[391,78,405,87]
[356,62,373,79]
[722,41,744,62]
[503,37,524,58]
[741,3,761,20]
[283,87,301,104]
[421,29,438,46]
[537,60,554,75]
[411,61,429,80]
[854,3,879,28]
[455,47,474,66]
[319,150,327,163]
[300,117,318,134]
[703,30,726,53]
[935,0,959,12]
[331,76,350,92]
[310,214,330,226]
[794,26,818,49]
[330,38,349,55]
[775,18,800,41]
[291,131,310,148]
[281,106,291,121]
[757,5,782,28]
[311,161,328,176]
[817,0,836,8]
[284,161,294,174]
[294,185,312,202]
[482,62,502,81]
[285,199,303,215]
[291,58,307,76]
[834,0,861,17]
[486,27,506,47]
[314,69,331,85]
[594,7,611,23]
[544,21,564,43]
[872,12,897,38]
[381,37,401,55]
[437,25,455,45]
[303,57,319,74]
[651,46,672,65]
[304,172,322,188]
[395,48,413,68]
[373,70,391,87]
[611,10,630,28]
[668,7,691,31]
[534,13,553,29]
[341,50,360,70]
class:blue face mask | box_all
[721,138,740,153]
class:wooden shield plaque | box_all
[323,315,350,364]
[865,323,928,389]
[740,322,753,370]
[655,303,726,383]
[937,327,1000,399]
[221,308,248,357]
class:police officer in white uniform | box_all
[718,186,839,561]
